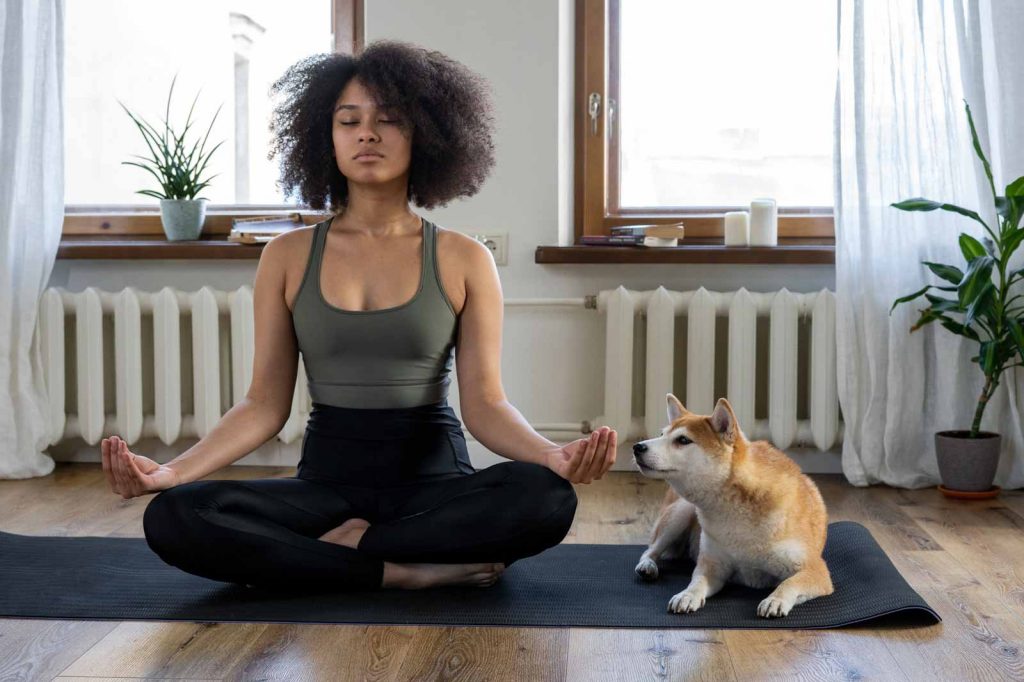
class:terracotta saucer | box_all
[938,484,1001,500]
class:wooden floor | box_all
[1,464,1023,681]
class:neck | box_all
[339,178,417,237]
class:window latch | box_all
[588,92,602,135]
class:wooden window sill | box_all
[535,238,834,265]
[57,234,267,259]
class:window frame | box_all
[62,0,364,236]
[574,0,835,242]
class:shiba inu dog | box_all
[632,393,833,618]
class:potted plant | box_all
[118,74,225,241]
[891,100,1024,499]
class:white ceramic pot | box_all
[159,198,209,241]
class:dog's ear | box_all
[709,398,737,443]
[666,393,689,423]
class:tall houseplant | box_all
[890,100,1024,497]
[118,74,225,240]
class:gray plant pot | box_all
[934,430,1001,492]
[159,198,208,241]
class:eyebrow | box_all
[334,103,396,113]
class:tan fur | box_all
[632,394,833,618]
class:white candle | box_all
[723,211,749,246]
[749,198,778,246]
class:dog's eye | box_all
[674,435,692,446]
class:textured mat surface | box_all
[0,521,938,629]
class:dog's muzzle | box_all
[632,442,647,461]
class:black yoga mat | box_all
[0,521,938,629]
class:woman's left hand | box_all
[545,426,617,484]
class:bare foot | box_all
[382,561,506,589]
[319,517,371,548]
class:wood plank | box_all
[0,620,119,681]
[393,626,568,681]
[878,549,1024,681]
[722,629,910,681]
[895,488,1024,613]
[59,621,268,679]
[222,624,416,682]
[567,629,737,681]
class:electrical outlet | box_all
[471,232,508,266]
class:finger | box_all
[565,437,590,480]
[101,438,113,488]
[108,437,124,491]
[121,442,139,497]
[125,449,149,489]
[597,430,617,477]
[101,437,109,470]
[580,429,602,482]
[572,431,600,480]
[114,441,132,497]
[585,428,606,481]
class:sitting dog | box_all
[632,393,833,618]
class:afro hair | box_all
[268,39,497,212]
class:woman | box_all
[101,40,618,593]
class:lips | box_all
[354,152,383,159]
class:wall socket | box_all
[471,232,508,266]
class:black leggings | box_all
[142,399,578,592]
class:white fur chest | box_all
[695,508,803,581]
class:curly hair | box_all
[267,40,497,212]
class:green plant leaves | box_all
[1006,176,1024,197]
[890,100,1024,436]
[959,233,986,260]
[890,284,932,313]
[1008,318,1024,364]
[891,197,996,241]
[965,100,997,202]
[958,255,995,308]
[921,261,963,285]
[118,73,224,200]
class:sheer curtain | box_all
[835,0,1024,488]
[0,0,64,478]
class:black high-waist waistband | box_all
[306,398,462,441]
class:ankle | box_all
[381,561,411,589]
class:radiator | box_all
[35,286,311,447]
[35,285,841,453]
[587,286,842,451]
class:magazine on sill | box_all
[609,222,685,239]
[579,235,679,247]
[228,213,306,244]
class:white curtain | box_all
[836,0,1024,488]
[0,0,64,479]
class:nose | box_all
[358,123,381,143]
[632,442,647,457]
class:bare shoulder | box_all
[259,225,319,311]
[436,225,495,275]
[434,226,498,317]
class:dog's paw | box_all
[634,557,659,581]
[668,589,705,614]
[757,595,793,618]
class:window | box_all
[576,0,837,241]
[63,0,362,235]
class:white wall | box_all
[48,0,839,472]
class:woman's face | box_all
[331,77,413,187]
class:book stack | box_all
[228,213,307,244]
[579,222,685,247]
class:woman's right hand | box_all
[102,435,181,500]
